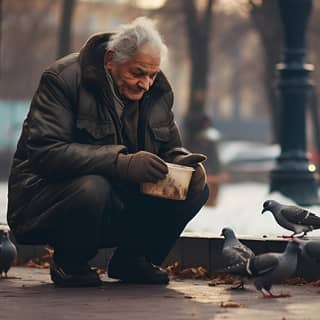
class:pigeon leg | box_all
[281,231,306,238]
[261,288,291,298]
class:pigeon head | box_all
[262,200,279,214]
[221,227,236,238]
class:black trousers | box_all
[25,175,209,266]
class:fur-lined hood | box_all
[79,32,172,95]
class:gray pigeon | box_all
[262,200,320,237]
[220,227,255,289]
[0,231,17,278]
[246,240,300,298]
[293,238,320,263]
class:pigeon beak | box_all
[261,208,267,214]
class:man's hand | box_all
[117,151,168,183]
[171,153,207,167]
[173,153,207,197]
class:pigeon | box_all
[262,200,320,237]
[293,238,320,263]
[220,227,255,289]
[246,240,300,298]
[0,231,17,278]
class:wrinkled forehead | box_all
[128,49,161,72]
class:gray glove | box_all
[117,151,168,183]
[173,153,207,197]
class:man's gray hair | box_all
[107,17,168,64]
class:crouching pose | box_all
[7,17,208,287]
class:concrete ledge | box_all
[1,226,319,280]
[163,233,320,281]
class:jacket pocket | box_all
[150,126,171,142]
[76,119,116,144]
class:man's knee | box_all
[174,184,209,220]
[185,184,209,207]
[74,175,112,211]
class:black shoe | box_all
[108,251,169,285]
[50,259,102,287]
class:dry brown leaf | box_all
[165,261,181,276]
[220,301,242,308]
[15,246,54,269]
[208,274,240,286]
[165,262,208,280]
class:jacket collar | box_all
[79,32,172,95]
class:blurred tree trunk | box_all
[183,0,214,151]
[249,0,283,144]
[57,0,76,59]
[156,0,220,174]
[1,0,56,99]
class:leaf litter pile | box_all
[13,254,320,288]
[165,261,208,280]
[15,247,54,269]
[165,262,320,288]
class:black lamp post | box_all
[270,0,319,205]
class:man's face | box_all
[105,49,160,101]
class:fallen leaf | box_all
[165,262,208,280]
[220,301,242,308]
[208,274,240,286]
[15,247,54,269]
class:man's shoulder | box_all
[41,53,82,96]
[44,53,81,83]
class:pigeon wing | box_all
[222,260,247,274]
[233,244,255,260]
[282,207,320,227]
[221,244,255,275]
[248,253,279,277]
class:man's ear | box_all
[104,49,114,68]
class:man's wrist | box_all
[116,153,132,180]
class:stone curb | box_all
[0,225,318,280]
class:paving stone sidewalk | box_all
[0,267,319,320]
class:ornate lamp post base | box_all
[270,152,318,205]
[270,0,319,205]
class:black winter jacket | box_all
[7,33,188,241]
